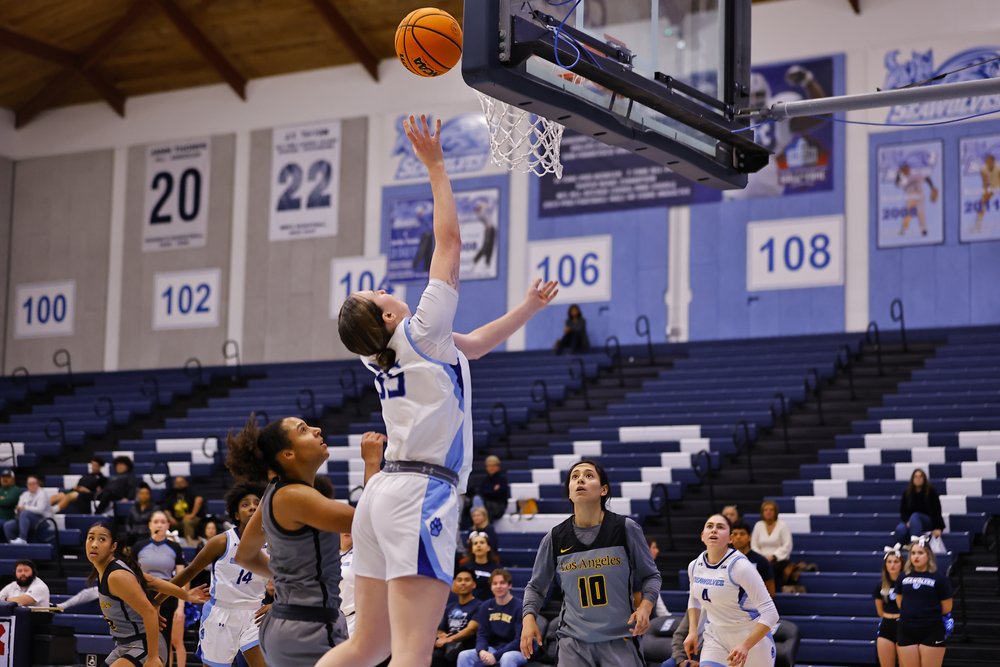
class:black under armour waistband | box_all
[270,603,339,624]
[382,460,458,486]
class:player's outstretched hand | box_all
[525,278,559,312]
[520,614,543,658]
[403,114,444,170]
[360,431,387,466]
[186,584,210,603]
[627,605,651,636]
[254,603,271,626]
[727,642,751,667]
[683,631,699,660]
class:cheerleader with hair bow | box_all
[894,536,954,667]
[873,543,903,667]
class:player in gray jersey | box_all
[227,414,384,667]
[520,460,661,667]
[86,523,208,667]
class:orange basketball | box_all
[395,8,463,77]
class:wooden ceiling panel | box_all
[0,1,131,54]
[0,50,65,109]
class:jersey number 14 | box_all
[235,569,253,585]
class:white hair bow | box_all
[883,543,902,559]
[911,534,929,548]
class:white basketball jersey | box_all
[364,317,473,492]
[687,548,774,631]
[210,528,267,610]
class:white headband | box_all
[883,543,902,559]
[911,534,930,549]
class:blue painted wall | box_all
[381,174,511,342]
[523,181,670,351]
[688,54,847,340]
[869,120,1000,328]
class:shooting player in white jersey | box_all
[321,114,558,667]
[685,514,779,667]
[160,483,268,667]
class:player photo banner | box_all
[726,55,837,200]
[959,133,1000,243]
[269,120,341,241]
[143,138,211,252]
[386,187,500,282]
[875,140,944,249]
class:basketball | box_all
[395,8,463,77]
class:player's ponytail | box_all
[226,413,291,481]
[338,295,396,371]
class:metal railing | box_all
[770,393,790,453]
[149,460,169,486]
[531,380,553,434]
[890,298,908,352]
[604,335,624,387]
[184,357,205,386]
[732,420,755,482]
[569,358,591,409]
[140,377,161,404]
[635,314,656,365]
[804,367,824,425]
[835,344,857,400]
[490,403,512,459]
[648,482,674,550]
[53,348,72,384]
[10,367,29,385]
[692,450,715,510]
[202,437,221,468]
[297,389,317,419]
[37,517,64,577]
[45,417,66,445]
[340,368,362,416]
[948,554,970,642]
[865,322,884,376]
[0,441,15,468]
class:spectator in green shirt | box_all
[0,470,24,524]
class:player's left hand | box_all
[727,642,751,666]
[525,279,559,311]
[186,584,210,603]
[254,604,271,626]
[627,605,651,636]
[360,431,387,465]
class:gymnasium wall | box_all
[0,0,999,372]
[0,157,11,371]
[3,150,113,373]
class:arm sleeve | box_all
[475,604,491,652]
[408,280,460,362]
[686,560,701,611]
[0,582,13,601]
[27,579,50,607]
[937,572,953,600]
[0,489,19,511]
[625,519,662,605]
[655,596,669,618]
[522,532,556,618]
[774,521,793,561]
[671,614,691,662]
[57,586,100,610]
[731,558,779,630]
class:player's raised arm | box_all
[454,279,559,360]
[404,114,461,290]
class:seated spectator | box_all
[475,455,510,522]
[721,504,743,526]
[3,476,52,544]
[457,569,525,667]
[554,304,589,355]
[51,456,107,513]
[0,559,50,607]
[94,456,138,514]
[124,483,159,546]
[0,470,23,528]
[731,520,776,597]
[164,475,204,545]
[751,500,793,590]
[432,568,482,667]
[458,533,502,601]
[466,506,499,552]
[895,468,946,554]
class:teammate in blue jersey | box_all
[86,522,208,667]
[684,514,779,667]
[159,483,267,667]
[322,114,558,667]
[895,536,953,667]
[520,460,661,666]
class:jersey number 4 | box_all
[235,568,253,585]
[577,574,609,608]
[701,588,712,603]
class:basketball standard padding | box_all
[395,8,463,77]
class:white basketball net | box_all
[475,91,565,179]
